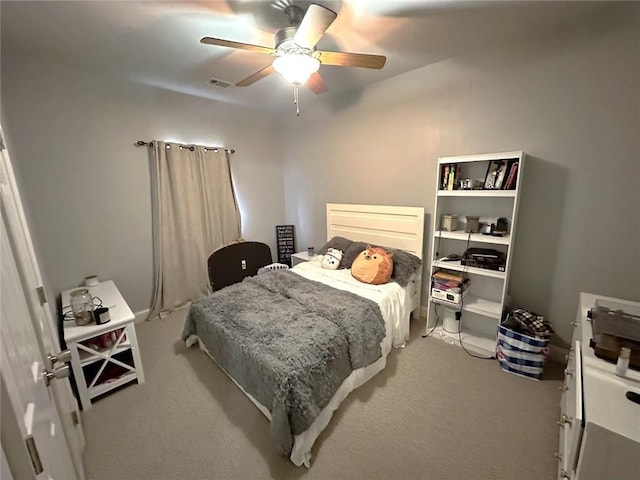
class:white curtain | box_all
[148,141,241,319]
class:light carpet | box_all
[82,308,563,480]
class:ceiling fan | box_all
[201,2,386,115]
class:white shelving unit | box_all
[425,151,525,357]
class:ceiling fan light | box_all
[272,54,320,85]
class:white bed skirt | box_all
[185,331,393,467]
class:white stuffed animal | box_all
[321,248,343,270]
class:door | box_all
[1,211,77,479]
[0,128,83,478]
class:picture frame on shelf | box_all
[483,160,508,190]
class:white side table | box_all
[61,281,144,410]
[291,251,321,266]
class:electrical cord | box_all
[422,303,440,338]
[423,229,444,339]
[62,295,103,321]
[457,231,493,359]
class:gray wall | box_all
[282,3,640,344]
[2,4,638,346]
[1,53,286,313]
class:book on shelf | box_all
[432,269,470,293]
[433,269,463,282]
[449,163,460,190]
[503,161,519,190]
[441,165,450,190]
[441,163,461,190]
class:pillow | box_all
[342,242,369,269]
[317,236,353,259]
[343,241,422,287]
[351,246,393,285]
[320,248,343,270]
[391,250,422,287]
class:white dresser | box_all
[557,292,640,479]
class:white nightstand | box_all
[61,281,144,409]
[291,251,321,266]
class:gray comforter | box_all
[181,269,385,456]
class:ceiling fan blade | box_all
[201,37,276,56]
[293,4,337,50]
[235,64,275,87]
[316,50,386,69]
[307,71,328,95]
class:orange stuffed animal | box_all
[351,246,393,285]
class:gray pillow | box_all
[317,236,353,264]
[390,249,422,287]
[343,242,422,287]
[342,242,369,269]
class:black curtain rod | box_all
[136,140,235,154]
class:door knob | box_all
[46,349,71,369]
[43,364,70,386]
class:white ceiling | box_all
[1,1,607,112]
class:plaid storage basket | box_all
[496,325,549,380]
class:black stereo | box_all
[461,248,506,271]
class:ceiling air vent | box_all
[208,78,232,88]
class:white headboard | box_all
[326,203,425,313]
[326,203,425,258]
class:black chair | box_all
[207,241,272,292]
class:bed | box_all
[182,203,425,467]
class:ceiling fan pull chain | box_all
[293,83,300,117]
